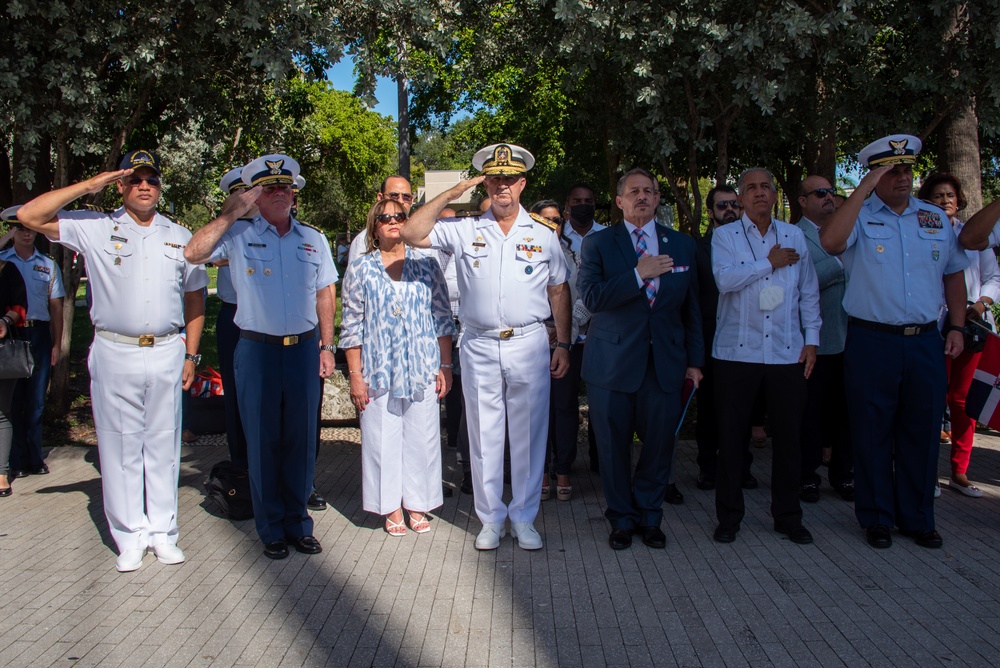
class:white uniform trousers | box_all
[89,334,184,552]
[360,381,444,516]
[461,326,550,524]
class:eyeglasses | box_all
[714,200,739,210]
[126,176,161,187]
[805,187,837,198]
[385,192,413,203]
[548,217,563,226]
[376,212,408,224]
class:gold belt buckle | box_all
[499,328,514,340]
[903,326,918,336]
[282,335,299,346]
[138,334,155,347]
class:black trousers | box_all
[714,359,806,530]
[800,352,852,487]
[695,356,753,479]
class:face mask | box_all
[569,204,595,223]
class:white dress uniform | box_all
[54,208,208,552]
[428,206,570,525]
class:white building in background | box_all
[416,170,482,214]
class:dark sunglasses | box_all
[805,187,837,198]
[385,192,413,203]
[714,200,739,210]
[377,212,408,224]
[126,176,161,187]
[546,216,563,226]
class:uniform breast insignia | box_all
[876,245,885,253]
[114,257,122,266]
[114,243,122,250]
[33,265,51,275]
[917,210,943,229]
[473,260,480,268]
[163,242,184,249]
[932,250,940,261]
[263,268,272,276]
[529,212,557,230]
[266,159,284,174]
[246,267,255,275]
[297,243,318,254]
[525,266,533,275]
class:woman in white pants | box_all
[340,199,455,535]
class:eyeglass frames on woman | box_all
[376,213,408,224]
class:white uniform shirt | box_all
[712,215,822,365]
[0,247,66,320]
[427,206,570,330]
[563,220,607,256]
[215,265,237,304]
[55,209,208,335]
[209,215,338,335]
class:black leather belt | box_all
[848,317,936,336]
[241,328,316,346]
[21,320,48,328]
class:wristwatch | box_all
[945,325,965,335]
[185,353,202,365]
[320,344,336,353]
[556,342,572,351]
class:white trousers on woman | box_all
[360,381,443,516]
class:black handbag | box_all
[964,317,993,354]
[0,330,34,379]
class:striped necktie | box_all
[633,228,655,306]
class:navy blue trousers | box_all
[588,356,681,530]
[10,324,53,470]
[845,325,944,532]
[235,336,319,544]
[216,302,247,469]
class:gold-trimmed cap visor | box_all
[473,143,535,175]
[858,135,922,168]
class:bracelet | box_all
[440,363,453,369]
[349,370,363,374]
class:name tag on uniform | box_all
[248,242,267,248]
[866,221,885,227]
[111,235,128,243]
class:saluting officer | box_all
[214,168,251,471]
[821,135,968,550]
[401,144,572,551]
[17,150,208,572]
[0,207,65,478]
[185,154,338,560]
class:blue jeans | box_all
[11,325,52,470]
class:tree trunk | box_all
[397,75,410,181]
[0,144,11,207]
[48,136,78,417]
[937,97,982,220]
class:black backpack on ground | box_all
[204,461,254,520]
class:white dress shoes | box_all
[115,549,146,572]
[510,522,543,550]
[153,544,186,565]
[475,522,506,550]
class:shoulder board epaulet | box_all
[83,203,114,213]
[530,212,557,231]
[299,222,324,235]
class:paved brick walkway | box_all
[2,427,1000,667]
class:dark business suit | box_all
[578,222,703,529]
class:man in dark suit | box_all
[578,168,704,550]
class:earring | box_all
[373,237,381,248]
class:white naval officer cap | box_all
[242,153,300,187]
[1,205,21,224]
[219,167,249,194]
[293,175,306,193]
[472,143,535,175]
[858,134,922,168]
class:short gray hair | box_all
[616,168,659,196]
[737,168,776,193]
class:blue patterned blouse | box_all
[339,248,456,401]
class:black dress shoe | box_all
[899,529,943,549]
[443,485,453,498]
[741,474,758,490]
[833,481,855,502]
[775,524,814,544]
[289,535,323,554]
[0,486,11,497]
[263,540,289,560]
[460,474,473,495]
[638,526,667,549]
[307,491,327,511]
[866,525,892,549]
[664,483,684,505]
[696,472,715,490]
[799,482,820,503]
[10,470,29,479]
[608,528,633,550]
[713,525,738,543]
[30,464,49,475]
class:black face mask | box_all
[569,204,595,223]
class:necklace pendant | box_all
[392,306,402,317]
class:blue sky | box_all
[326,58,398,119]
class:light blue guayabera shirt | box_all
[839,194,968,326]
[0,247,66,320]
[339,248,456,402]
[209,215,338,335]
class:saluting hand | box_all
[221,186,263,220]
[636,254,674,279]
[83,169,133,195]
[453,175,486,196]
[768,245,799,269]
